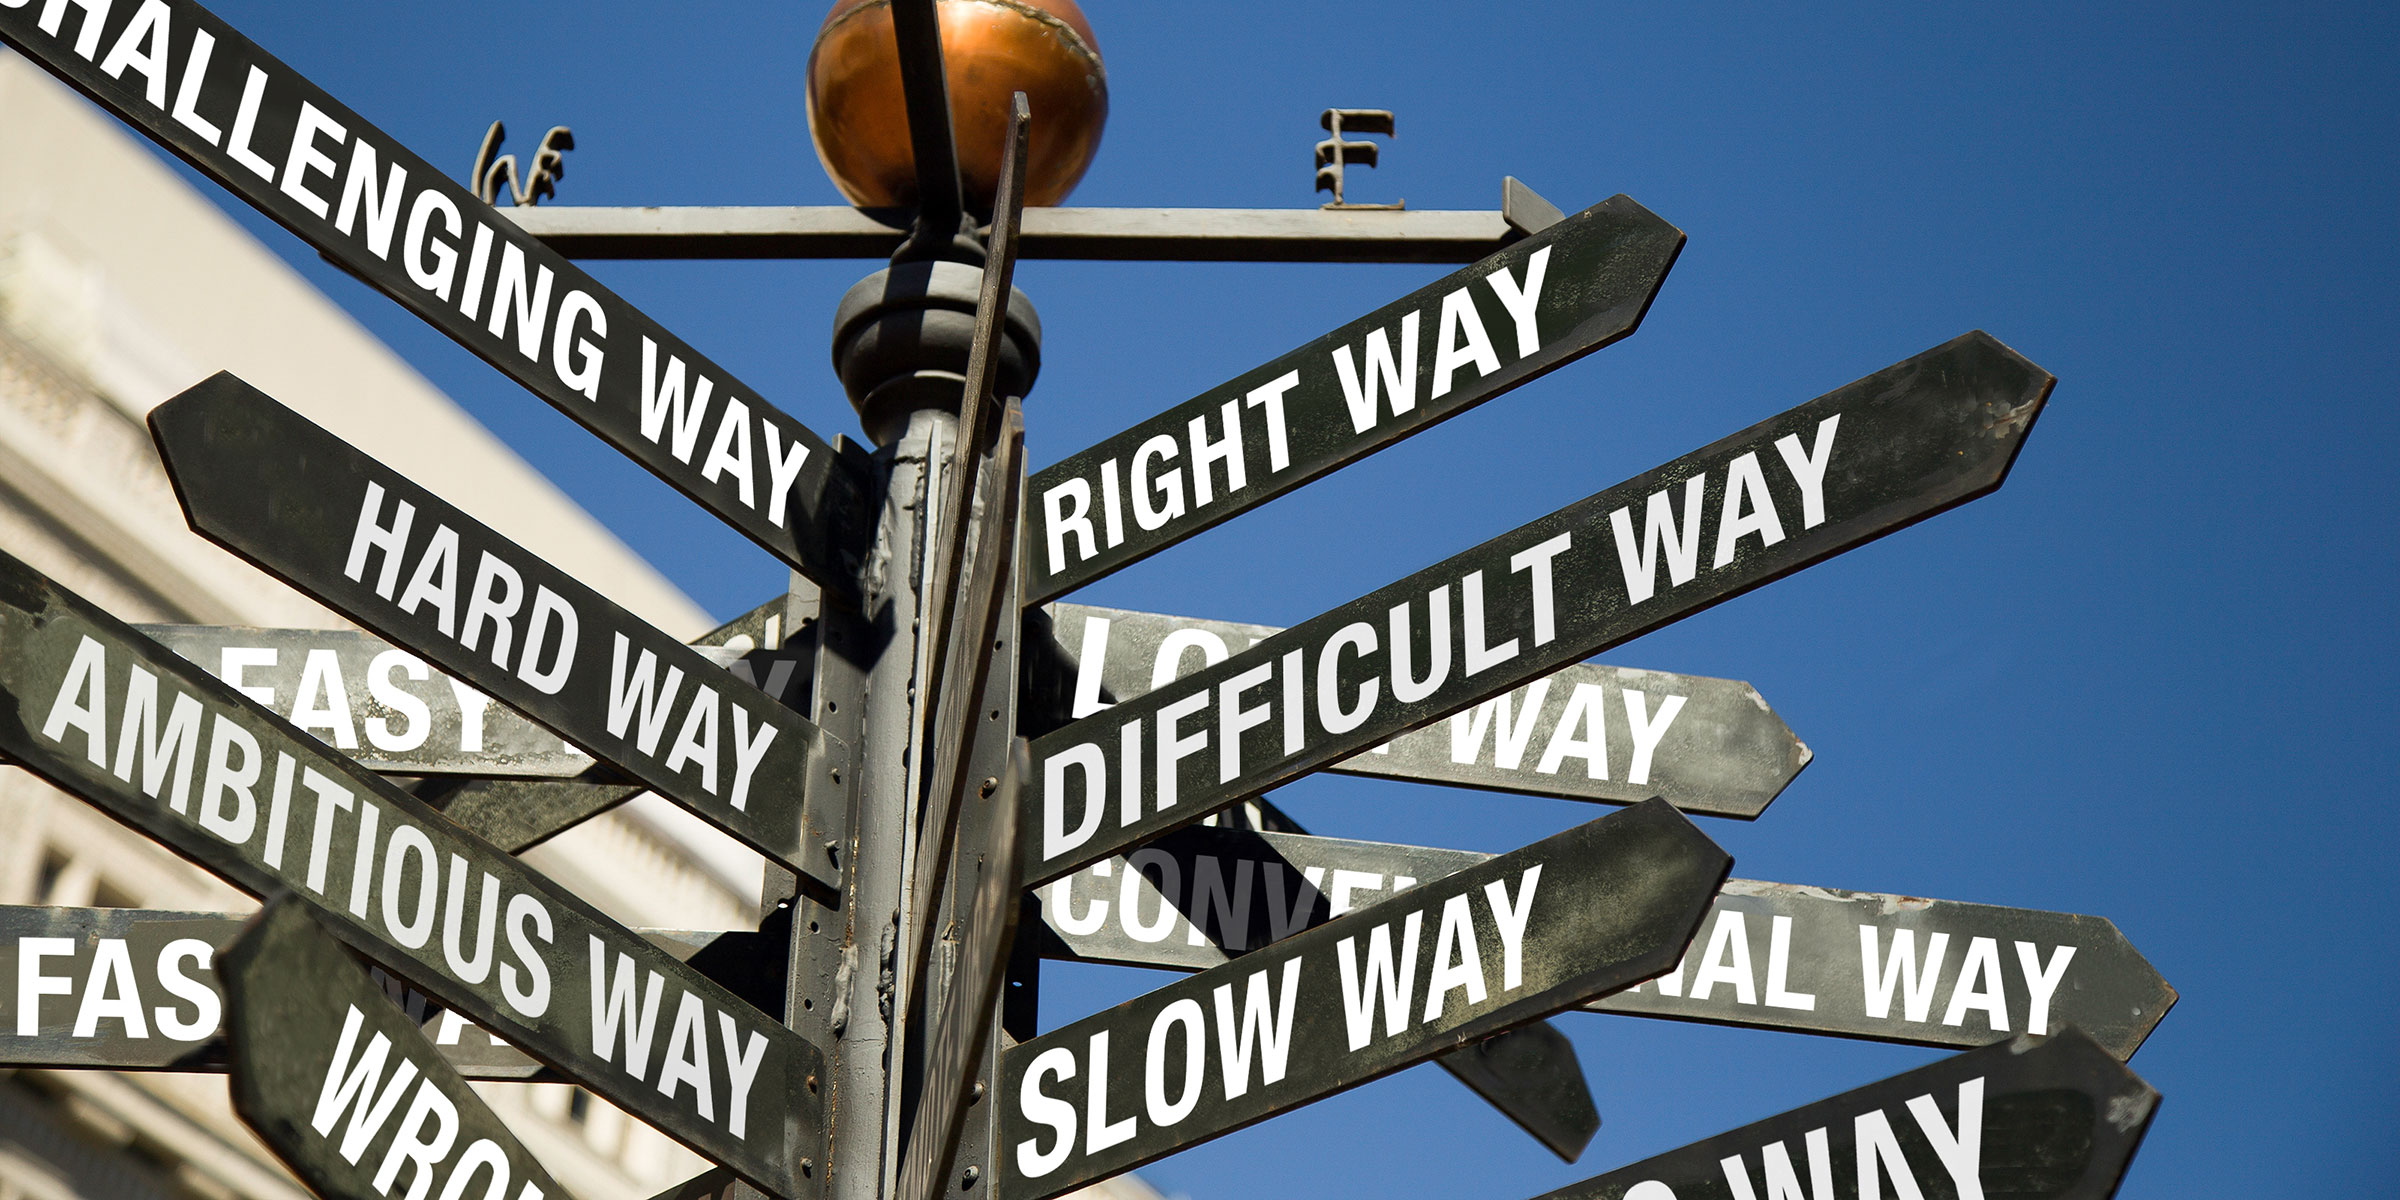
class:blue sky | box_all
[99,1,2400,1195]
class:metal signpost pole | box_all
[791,12,1040,1200]
[0,3,2186,1200]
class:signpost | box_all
[999,799,1730,1200]
[1023,333,2053,887]
[0,0,874,596]
[1023,195,1684,603]
[149,374,853,892]
[222,898,575,1200]
[0,4,2170,1199]
[0,551,825,1196]
[1031,827,2176,1059]
[1030,602,1809,816]
[1531,1029,2156,1200]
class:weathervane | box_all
[0,3,2172,1200]
[1315,107,1404,210]
[469,120,574,207]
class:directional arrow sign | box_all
[1535,1028,2156,1200]
[408,597,814,851]
[223,898,576,1200]
[150,373,850,890]
[1031,827,2175,1059]
[0,552,824,1195]
[132,625,793,778]
[0,906,785,1080]
[998,799,1730,1200]
[1042,794,1603,1162]
[1032,602,1808,816]
[0,0,870,595]
[1025,195,1681,604]
[0,904,244,1073]
[1023,332,2051,886]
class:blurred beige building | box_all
[0,51,1153,1200]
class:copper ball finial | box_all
[807,0,1108,212]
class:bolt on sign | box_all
[0,0,873,596]
[150,373,852,891]
[1531,1029,2156,1200]
[1031,827,2175,1059]
[1033,601,1809,816]
[0,551,823,1196]
[1026,195,1683,603]
[1023,332,2053,888]
[222,898,575,1200]
[1000,800,1730,1200]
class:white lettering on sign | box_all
[636,340,815,530]
[1609,415,1839,604]
[0,2,852,535]
[343,482,579,695]
[1011,862,1544,1180]
[1036,248,1556,578]
[1064,609,1698,789]
[202,642,497,760]
[1854,929,2078,1035]
[159,630,797,773]
[1011,957,1305,1180]
[9,935,220,1041]
[339,481,781,807]
[1620,910,2081,1037]
[1447,680,1687,784]
[305,1004,547,1200]
[605,635,780,813]
[20,620,796,1149]
[34,633,558,1016]
[1336,866,1538,1048]
[586,940,771,1139]
[1032,406,1854,880]
[1036,543,1571,863]
[1653,1077,1986,1200]
[1042,850,1419,955]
